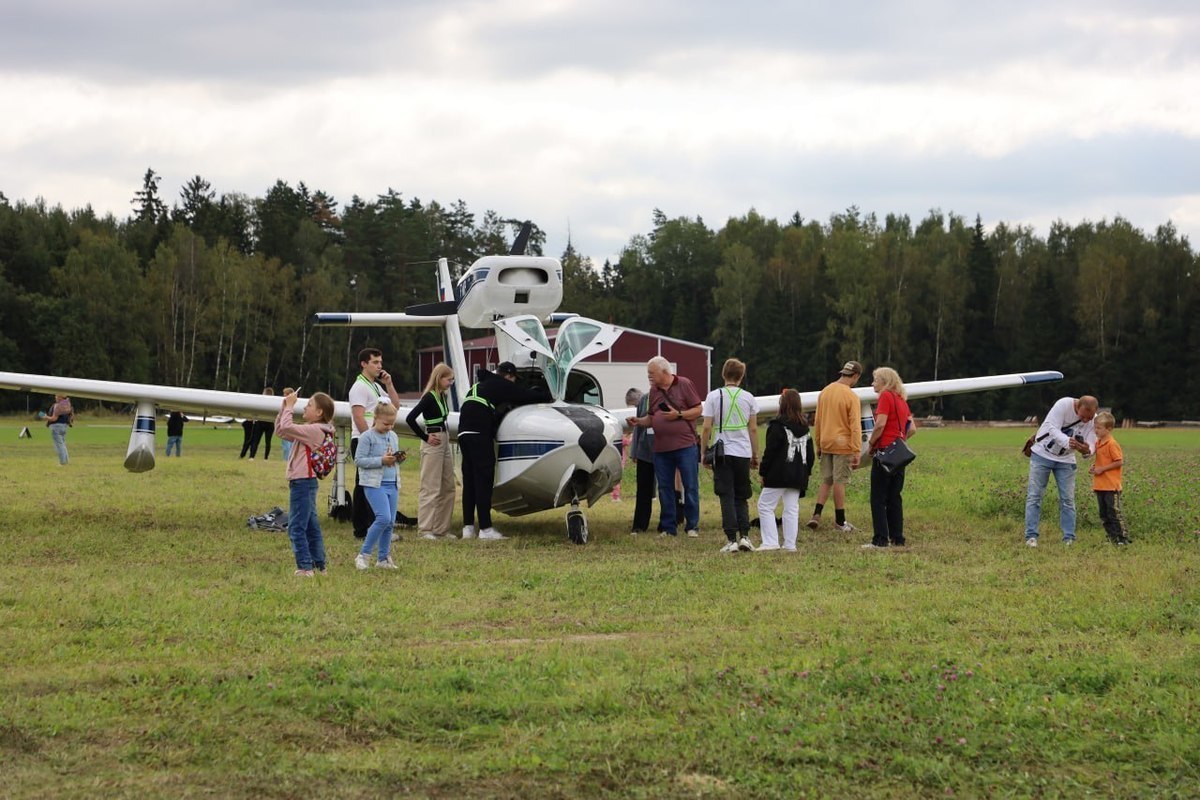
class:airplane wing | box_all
[0,371,354,424]
[753,370,1065,417]
[612,371,1063,429]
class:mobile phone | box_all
[658,402,670,412]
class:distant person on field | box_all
[239,418,254,459]
[1024,395,1098,547]
[350,347,401,539]
[700,358,760,553]
[1089,411,1130,545]
[756,388,813,552]
[166,411,187,457]
[627,356,703,537]
[626,386,657,534]
[46,393,74,466]
[248,388,276,460]
[355,403,402,569]
[406,362,457,540]
[807,361,864,532]
[275,389,337,577]
[864,367,916,550]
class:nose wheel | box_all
[566,501,588,544]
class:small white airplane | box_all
[0,225,1063,542]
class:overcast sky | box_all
[3,0,1198,264]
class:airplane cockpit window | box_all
[492,314,622,404]
[553,320,603,367]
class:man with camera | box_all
[626,356,704,538]
[1024,395,1099,547]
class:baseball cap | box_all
[496,361,518,377]
[838,360,863,377]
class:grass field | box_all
[1,419,1198,798]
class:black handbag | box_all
[874,438,916,474]
[702,391,726,466]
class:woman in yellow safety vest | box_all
[406,362,457,539]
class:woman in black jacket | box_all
[756,389,814,551]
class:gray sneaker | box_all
[1026,537,1038,548]
[686,529,700,538]
[462,525,477,540]
[737,536,754,551]
[354,553,371,570]
[834,521,857,533]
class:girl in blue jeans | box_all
[354,403,402,570]
[275,390,337,577]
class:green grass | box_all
[1,419,1198,798]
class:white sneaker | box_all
[375,557,398,569]
[719,541,739,553]
[421,532,439,540]
[354,553,370,570]
[757,543,780,552]
[861,543,885,550]
[737,536,754,552]
[834,521,857,532]
[390,533,401,542]
[686,529,700,538]
[462,525,477,540]
[1026,538,1038,548]
[478,527,506,540]
[782,546,797,552]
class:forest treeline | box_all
[1,170,1197,419]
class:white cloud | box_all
[1,1,1198,262]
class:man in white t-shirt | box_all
[350,347,401,538]
[1024,395,1098,547]
[700,358,760,553]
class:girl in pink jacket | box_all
[275,390,337,576]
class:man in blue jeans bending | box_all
[1024,395,1098,547]
[627,357,704,537]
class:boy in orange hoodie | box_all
[1088,411,1130,545]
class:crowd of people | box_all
[41,348,1130,577]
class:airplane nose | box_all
[578,429,607,463]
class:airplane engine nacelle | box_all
[124,399,157,473]
[456,255,563,328]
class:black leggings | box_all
[870,458,906,546]
[712,455,752,540]
[459,433,497,529]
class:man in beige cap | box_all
[807,361,864,532]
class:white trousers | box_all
[757,487,800,549]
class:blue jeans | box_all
[653,444,700,534]
[288,478,326,570]
[166,435,182,456]
[50,423,69,464]
[1024,452,1077,541]
[361,481,397,561]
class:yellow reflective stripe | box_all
[464,383,493,409]
[721,387,749,430]
[426,391,448,424]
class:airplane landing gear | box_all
[566,501,588,545]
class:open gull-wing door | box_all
[552,318,623,385]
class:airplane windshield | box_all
[553,320,603,366]
[515,318,552,352]
[491,314,622,403]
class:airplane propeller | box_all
[510,220,532,256]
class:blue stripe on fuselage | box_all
[498,440,563,461]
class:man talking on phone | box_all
[350,347,401,539]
